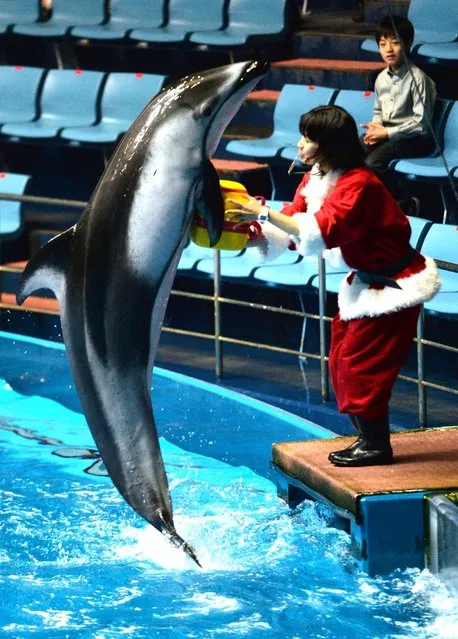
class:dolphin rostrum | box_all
[17,61,269,565]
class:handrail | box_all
[1,235,457,428]
[0,191,87,209]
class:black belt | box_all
[355,246,416,290]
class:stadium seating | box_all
[61,72,166,144]
[13,0,106,37]
[361,0,458,54]
[0,0,38,33]
[189,0,292,47]
[0,172,31,240]
[0,66,45,126]
[128,0,224,44]
[1,69,104,139]
[71,0,165,40]
[226,85,336,160]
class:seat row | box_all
[361,0,458,64]
[0,66,166,143]
[175,206,458,320]
[0,0,292,48]
[225,84,458,222]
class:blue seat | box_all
[252,255,322,288]
[1,69,104,139]
[193,248,251,278]
[61,72,166,144]
[13,0,106,37]
[129,0,224,44]
[0,66,44,125]
[0,0,39,34]
[415,42,458,63]
[189,0,292,47]
[407,215,433,250]
[177,243,219,271]
[71,0,164,40]
[0,172,31,240]
[332,89,375,130]
[361,0,458,54]
[392,102,458,222]
[420,223,458,318]
[226,85,336,160]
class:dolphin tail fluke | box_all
[17,226,75,305]
[167,527,202,568]
[160,515,202,567]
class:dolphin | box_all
[16,60,269,566]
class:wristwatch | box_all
[257,205,270,225]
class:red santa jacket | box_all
[261,166,440,320]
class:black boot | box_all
[329,416,393,467]
[328,415,361,462]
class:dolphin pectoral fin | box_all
[195,160,225,247]
[17,226,75,304]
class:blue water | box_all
[1,333,458,638]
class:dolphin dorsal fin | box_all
[16,226,76,305]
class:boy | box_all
[361,16,436,215]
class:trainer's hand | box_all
[226,197,262,224]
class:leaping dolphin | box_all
[16,60,269,566]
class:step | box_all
[211,158,272,197]
[266,58,385,91]
[292,10,377,61]
[364,0,409,24]
[293,31,378,61]
[227,89,280,130]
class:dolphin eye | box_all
[202,105,212,117]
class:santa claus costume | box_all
[253,163,440,466]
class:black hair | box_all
[299,105,365,172]
[375,16,414,53]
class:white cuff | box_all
[293,213,326,256]
[252,221,291,262]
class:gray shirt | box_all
[372,61,436,142]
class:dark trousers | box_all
[361,135,435,201]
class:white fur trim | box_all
[293,212,327,256]
[250,221,291,262]
[323,247,350,270]
[338,257,442,320]
[301,166,344,215]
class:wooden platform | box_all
[273,427,458,517]
[272,427,458,574]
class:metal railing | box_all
[1,190,457,427]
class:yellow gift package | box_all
[190,179,251,250]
